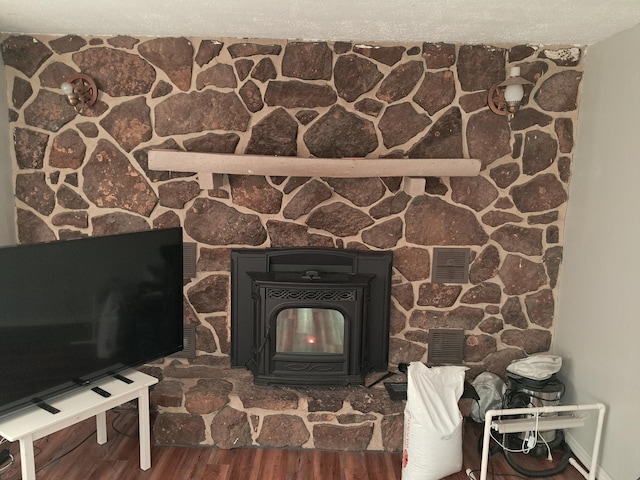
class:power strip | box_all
[0,448,10,465]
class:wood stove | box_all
[231,248,392,386]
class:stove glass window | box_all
[275,308,345,354]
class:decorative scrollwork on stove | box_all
[283,363,336,372]
[267,288,356,301]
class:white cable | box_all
[0,452,14,473]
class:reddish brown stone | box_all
[234,59,254,80]
[534,71,583,112]
[326,178,385,207]
[501,329,552,354]
[422,43,456,68]
[133,139,190,183]
[52,211,88,228]
[306,202,374,237]
[2,35,52,77]
[138,37,193,91]
[467,109,511,168]
[464,334,497,362]
[407,107,463,159]
[379,102,431,148]
[210,405,253,449]
[461,283,501,304]
[153,211,181,229]
[313,423,373,451]
[91,212,150,236]
[382,414,403,452]
[409,306,484,330]
[510,174,567,213]
[184,133,240,154]
[413,70,456,115]
[450,176,499,212]
[49,35,86,54]
[73,47,156,96]
[538,47,582,67]
[555,118,574,153]
[99,97,152,152]
[107,35,139,49]
[250,57,277,83]
[509,109,553,131]
[151,80,173,98]
[469,245,500,283]
[187,275,229,314]
[355,98,384,117]
[282,42,332,80]
[14,127,48,169]
[376,60,424,103]
[150,380,184,408]
[481,211,524,227]
[12,77,33,109]
[283,179,332,219]
[482,348,526,381]
[197,248,231,272]
[458,45,505,91]
[205,315,230,354]
[228,175,283,214]
[295,110,319,125]
[393,246,430,281]
[459,91,488,113]
[489,163,520,188]
[479,317,504,334]
[334,55,383,102]
[495,197,515,209]
[548,225,561,243]
[56,184,89,209]
[362,218,403,248]
[245,108,298,157]
[304,105,377,158]
[195,40,224,67]
[239,80,264,113]
[390,337,426,364]
[522,131,558,175]
[266,221,334,248]
[418,283,462,307]
[370,192,410,219]
[525,289,555,328]
[353,45,405,66]
[264,80,337,108]
[544,246,563,289]
[196,64,237,89]
[258,415,310,448]
[40,63,78,91]
[196,325,217,352]
[498,254,547,295]
[158,181,201,208]
[558,157,572,183]
[392,284,414,311]
[77,122,99,138]
[24,90,76,132]
[491,225,543,256]
[185,378,233,414]
[404,329,429,345]
[154,412,206,446]
[16,209,55,244]
[228,43,282,58]
[348,387,404,415]
[15,173,55,215]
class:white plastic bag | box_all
[402,362,468,480]
[470,372,506,424]
[506,354,562,380]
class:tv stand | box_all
[0,369,158,480]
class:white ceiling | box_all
[1,0,640,46]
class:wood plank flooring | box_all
[0,410,589,480]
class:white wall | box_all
[0,55,17,246]
[554,24,640,480]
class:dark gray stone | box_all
[283,179,332,219]
[13,127,49,169]
[90,212,150,236]
[154,412,206,446]
[195,40,224,66]
[407,107,463,159]
[245,108,298,156]
[264,80,337,108]
[522,130,558,175]
[1,35,52,77]
[16,209,56,244]
[379,102,431,148]
[15,173,55,215]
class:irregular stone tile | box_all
[151,80,173,98]
[77,122,99,138]
[491,225,543,256]
[50,172,60,184]
[52,211,88,228]
[196,63,237,89]
[245,108,298,156]
[313,424,373,451]
[184,198,267,246]
[379,102,431,148]
[334,42,352,54]
[295,110,319,125]
[501,329,552,354]
[469,245,500,284]
[381,415,403,452]
[50,129,86,169]
[501,296,528,329]
[282,42,332,80]
[467,109,511,168]
[498,254,547,295]
[482,348,526,381]
[458,45,505,91]
[205,315,230,354]
[509,108,553,130]
[258,415,310,448]
[302,388,347,412]
[393,246,430,281]
[283,179,332,219]
[405,195,488,246]
[72,47,156,96]
[306,202,374,237]
[8,109,18,122]
[83,139,158,216]
[509,45,537,62]
[555,118,574,153]
[197,247,231,272]
[450,176,498,212]
[264,80,337,108]
[78,99,109,118]
[16,209,55,244]
[326,178,385,207]
[481,210,524,227]
[392,283,414,312]
[413,70,456,115]
[237,384,299,410]
[525,289,555,328]
[227,43,282,58]
[510,173,567,213]
[422,42,456,68]
[459,91,488,113]
[389,303,408,335]
[153,210,181,229]
[334,55,383,102]
[489,162,520,188]
[461,282,501,304]
[353,44,405,66]
[546,225,560,243]
[407,107,463,159]
[354,98,384,117]
[417,283,462,307]
[49,35,86,54]
[239,80,264,113]
[282,177,311,193]
[362,218,403,248]
[304,105,377,158]
[512,133,523,159]
[464,334,497,362]
[479,317,503,334]
[234,59,254,80]
[390,337,426,364]
[251,57,277,82]
[158,180,201,208]
[229,175,283,214]
[15,173,55,215]
[195,40,224,66]
[409,306,484,330]
[534,71,583,112]
[13,127,48,169]
[528,212,558,225]
[107,35,139,49]
[155,90,250,136]
[154,412,206,446]
[187,275,229,314]
[185,378,233,414]
[40,62,78,90]
[90,212,150,236]
[184,132,240,154]
[522,130,557,175]
[558,156,572,183]
[538,47,581,66]
[56,184,89,209]
[2,35,52,77]
[89,38,103,45]
[407,46,420,55]
[404,329,429,345]
[150,380,184,408]
[370,191,410,219]
[138,37,193,91]
[12,77,33,109]
[381,175,403,192]
[423,177,446,196]
[544,246,563,289]
[24,90,76,132]
[348,387,404,415]
[376,60,424,103]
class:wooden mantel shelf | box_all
[148,150,481,194]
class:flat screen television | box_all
[0,227,184,418]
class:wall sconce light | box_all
[60,74,98,112]
[488,66,533,120]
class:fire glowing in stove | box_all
[306,335,317,344]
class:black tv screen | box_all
[0,227,184,417]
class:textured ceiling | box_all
[1,0,640,46]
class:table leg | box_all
[138,387,152,470]
[19,435,36,480]
[96,411,107,444]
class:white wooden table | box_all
[0,369,158,480]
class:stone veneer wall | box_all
[1,34,583,451]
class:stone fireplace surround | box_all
[3,34,582,451]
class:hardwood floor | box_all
[0,410,589,480]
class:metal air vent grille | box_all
[427,328,464,365]
[432,247,470,284]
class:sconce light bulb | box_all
[60,82,74,95]
[504,83,524,103]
